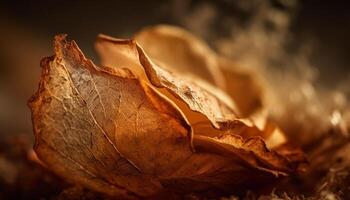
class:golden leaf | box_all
[29,33,305,199]
[133,25,263,117]
[96,34,239,129]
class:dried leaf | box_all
[133,25,263,117]
[29,34,305,199]
[96,34,239,130]
[134,25,226,89]
[96,33,282,147]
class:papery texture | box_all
[29,33,305,199]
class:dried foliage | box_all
[28,26,307,199]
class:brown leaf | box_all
[95,32,305,171]
[133,25,263,117]
[29,34,305,199]
[96,34,239,130]
[96,33,281,147]
[134,25,226,89]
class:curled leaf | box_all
[96,33,279,146]
[133,25,263,117]
[134,25,225,89]
[97,34,239,129]
[29,34,305,199]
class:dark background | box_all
[0,0,349,140]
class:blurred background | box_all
[0,0,349,142]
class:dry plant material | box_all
[29,26,306,199]
[132,25,263,117]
